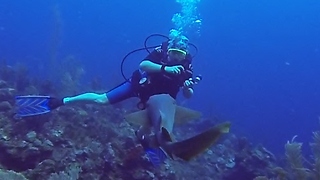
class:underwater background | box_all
[0,0,320,179]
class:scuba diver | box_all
[59,32,195,108]
[15,30,199,116]
[15,30,210,166]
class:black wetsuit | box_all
[136,44,194,102]
[106,42,193,105]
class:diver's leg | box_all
[63,93,109,104]
[48,81,136,110]
[63,81,136,105]
[47,93,108,110]
[105,81,136,104]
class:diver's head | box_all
[167,48,187,62]
[167,29,189,62]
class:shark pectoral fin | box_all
[124,110,149,126]
[174,106,202,124]
[168,122,231,161]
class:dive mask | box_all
[168,48,187,61]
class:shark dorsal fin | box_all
[174,106,202,124]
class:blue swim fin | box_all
[145,147,168,167]
[15,95,62,118]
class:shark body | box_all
[125,94,230,161]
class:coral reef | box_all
[1,61,320,179]
[0,169,27,180]
[283,132,320,180]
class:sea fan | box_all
[272,167,287,180]
[310,131,320,179]
[285,136,309,180]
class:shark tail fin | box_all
[165,122,231,161]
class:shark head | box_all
[125,94,201,137]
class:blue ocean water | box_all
[0,0,320,156]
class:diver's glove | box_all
[48,97,64,110]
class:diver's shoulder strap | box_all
[161,41,169,51]
[160,41,169,62]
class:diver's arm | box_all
[140,60,185,74]
[182,87,194,99]
[139,60,162,73]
